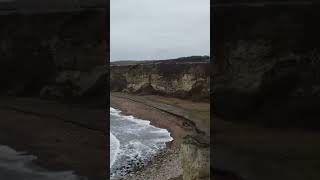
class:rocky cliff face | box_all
[212,3,320,128]
[181,135,210,180]
[111,56,210,101]
[0,8,107,102]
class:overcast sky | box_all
[111,0,210,61]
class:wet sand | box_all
[0,97,107,180]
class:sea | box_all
[0,145,84,180]
[110,107,173,178]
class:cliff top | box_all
[110,56,210,66]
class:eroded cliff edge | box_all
[111,56,210,102]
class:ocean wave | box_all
[110,107,173,177]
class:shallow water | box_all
[110,107,173,178]
[0,145,84,180]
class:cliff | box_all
[181,135,210,180]
[0,5,107,104]
[110,56,210,101]
[212,2,320,128]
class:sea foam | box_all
[110,107,173,178]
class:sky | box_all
[111,0,210,61]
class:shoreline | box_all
[109,106,182,180]
[110,93,207,180]
[110,106,175,179]
[110,106,175,149]
[110,94,201,148]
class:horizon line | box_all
[110,55,210,62]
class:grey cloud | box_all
[111,0,210,61]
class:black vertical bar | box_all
[106,0,111,178]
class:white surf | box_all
[110,107,173,177]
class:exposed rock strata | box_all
[181,135,210,180]
[111,56,210,101]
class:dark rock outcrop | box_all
[111,56,210,101]
[212,2,320,128]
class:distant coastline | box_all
[110,55,210,66]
